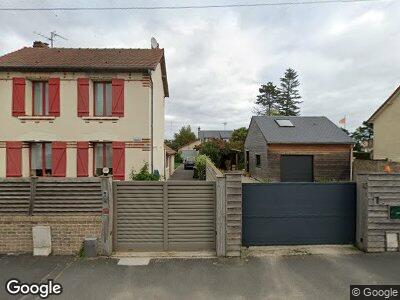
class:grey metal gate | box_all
[114,181,216,252]
[242,182,356,246]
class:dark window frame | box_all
[93,81,112,117]
[255,154,261,167]
[30,142,52,177]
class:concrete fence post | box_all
[215,176,226,257]
[225,171,243,257]
[100,176,113,256]
[28,177,38,216]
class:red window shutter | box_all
[52,141,67,177]
[112,142,125,180]
[77,78,89,117]
[12,78,25,116]
[77,141,89,177]
[48,78,60,116]
[112,79,124,117]
[6,142,22,177]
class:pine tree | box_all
[253,82,279,116]
[277,68,302,116]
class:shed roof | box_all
[252,116,354,144]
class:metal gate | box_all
[242,182,356,246]
[114,181,216,252]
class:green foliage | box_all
[175,152,183,163]
[277,68,302,116]
[230,127,248,144]
[351,121,373,152]
[254,82,280,116]
[168,126,197,151]
[129,162,160,181]
[78,243,85,258]
[197,139,229,167]
[228,127,248,169]
[194,155,208,180]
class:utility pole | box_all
[33,31,68,47]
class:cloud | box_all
[0,1,399,138]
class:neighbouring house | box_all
[197,127,233,142]
[368,84,400,162]
[0,41,169,180]
[244,116,354,182]
[164,144,176,179]
[178,140,201,159]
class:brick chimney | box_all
[33,41,49,48]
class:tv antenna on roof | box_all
[33,31,68,48]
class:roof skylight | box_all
[275,119,294,127]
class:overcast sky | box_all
[0,0,399,138]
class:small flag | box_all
[339,116,346,125]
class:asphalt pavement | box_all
[168,164,195,180]
[1,252,400,300]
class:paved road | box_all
[1,253,400,300]
[168,164,195,180]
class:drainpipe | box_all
[149,70,154,173]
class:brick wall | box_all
[0,215,102,255]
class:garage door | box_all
[242,182,356,246]
[281,155,313,182]
[114,181,216,252]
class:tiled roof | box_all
[0,47,164,71]
[164,144,176,155]
[252,116,354,144]
[0,46,169,96]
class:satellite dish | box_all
[151,37,159,49]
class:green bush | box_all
[194,155,208,180]
[175,152,183,164]
[198,141,222,166]
[129,162,160,181]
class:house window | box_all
[256,154,261,167]
[33,81,49,116]
[390,206,400,219]
[30,142,52,176]
[94,82,112,116]
[94,143,113,176]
